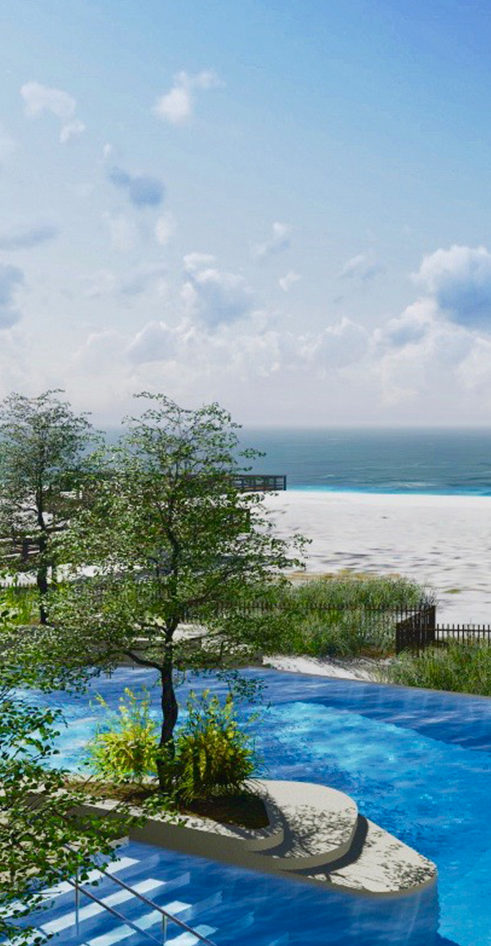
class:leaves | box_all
[86,688,159,783]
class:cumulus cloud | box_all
[20,81,85,144]
[108,166,165,207]
[127,321,178,363]
[181,254,254,327]
[279,270,301,292]
[375,300,436,350]
[415,244,491,329]
[0,223,59,251]
[153,70,222,124]
[340,252,384,281]
[253,222,292,260]
[0,263,24,328]
[309,318,368,370]
[59,119,86,144]
[21,81,76,119]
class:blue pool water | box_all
[29,669,491,945]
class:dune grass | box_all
[388,641,491,696]
[272,574,433,659]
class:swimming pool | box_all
[30,668,491,945]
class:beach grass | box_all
[272,574,432,659]
[387,641,491,696]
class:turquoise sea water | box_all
[29,668,491,946]
[238,428,491,494]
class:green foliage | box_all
[46,392,304,784]
[86,688,159,783]
[160,691,256,802]
[0,586,40,625]
[0,389,99,622]
[0,600,143,945]
[270,575,433,658]
[0,694,136,945]
[388,641,491,695]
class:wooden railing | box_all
[232,474,287,492]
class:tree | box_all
[49,394,304,789]
[0,603,137,945]
[0,390,98,623]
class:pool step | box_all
[253,780,359,870]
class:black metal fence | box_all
[395,605,436,654]
[395,608,491,654]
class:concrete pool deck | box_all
[81,778,437,898]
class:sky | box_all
[2,0,491,426]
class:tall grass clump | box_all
[388,642,491,696]
[0,586,40,625]
[272,574,433,658]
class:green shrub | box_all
[161,690,256,802]
[388,641,491,696]
[86,687,158,783]
[0,586,40,625]
[270,575,433,658]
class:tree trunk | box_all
[37,536,48,625]
[156,648,178,791]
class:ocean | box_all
[238,428,491,495]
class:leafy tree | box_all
[49,394,304,789]
[0,604,137,945]
[0,390,98,623]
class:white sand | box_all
[260,490,491,680]
[262,489,491,625]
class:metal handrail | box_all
[65,848,218,946]
[98,863,217,946]
[65,877,162,945]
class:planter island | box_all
[79,779,437,898]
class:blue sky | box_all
[1,0,491,425]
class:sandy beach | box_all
[262,490,491,626]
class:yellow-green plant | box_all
[86,687,158,783]
[163,690,256,802]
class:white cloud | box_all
[59,119,86,144]
[0,263,24,328]
[153,70,222,124]
[21,82,85,144]
[155,212,176,246]
[340,252,384,281]
[279,270,301,292]
[181,255,254,327]
[127,321,178,363]
[253,222,292,260]
[21,81,76,119]
[375,299,436,350]
[183,252,216,272]
[415,244,491,329]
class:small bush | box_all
[388,642,491,696]
[86,688,158,783]
[161,690,256,802]
[271,575,433,658]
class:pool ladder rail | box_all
[68,856,218,946]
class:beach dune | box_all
[262,490,491,625]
